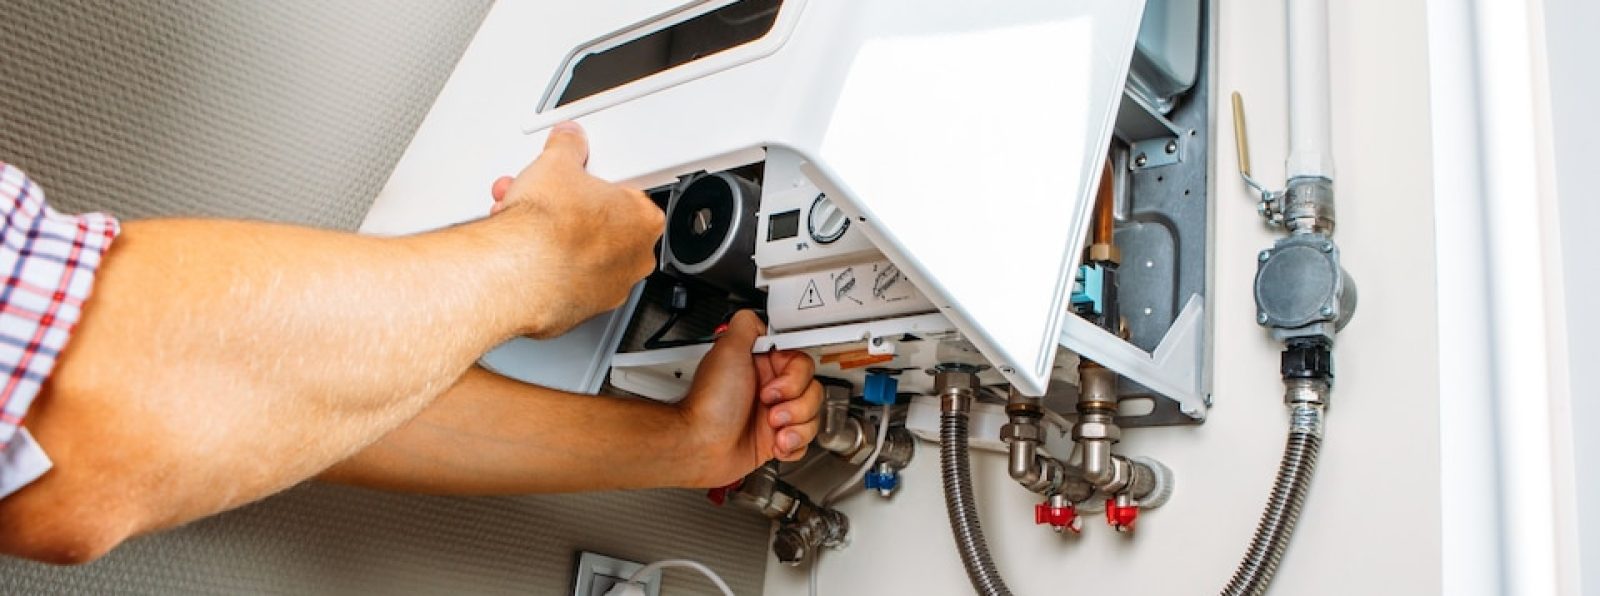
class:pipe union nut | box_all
[1072,421,1122,442]
[1000,422,1043,443]
[1086,243,1121,265]
[933,370,980,395]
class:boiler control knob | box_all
[806,193,850,244]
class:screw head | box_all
[1164,140,1178,154]
[1321,241,1335,253]
[1320,306,1335,317]
[1257,312,1270,324]
[1134,153,1149,167]
[1258,250,1272,262]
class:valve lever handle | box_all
[1231,91,1274,199]
[1232,91,1253,179]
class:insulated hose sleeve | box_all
[941,407,1013,596]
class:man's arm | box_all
[319,312,824,495]
[0,124,665,563]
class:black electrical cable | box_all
[642,311,685,350]
[643,283,705,350]
[642,282,768,350]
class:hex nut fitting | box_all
[1073,421,1122,442]
[1000,422,1044,443]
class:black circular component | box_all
[806,193,850,244]
[668,174,738,267]
[662,172,761,297]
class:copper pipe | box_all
[1093,156,1116,246]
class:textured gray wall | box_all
[0,0,480,227]
[3,484,768,596]
[0,1,770,594]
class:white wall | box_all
[1543,0,1600,593]
[763,0,1443,594]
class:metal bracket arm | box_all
[1058,294,1207,421]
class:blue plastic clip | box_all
[864,469,899,492]
[1071,263,1105,315]
[862,372,898,406]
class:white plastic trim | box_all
[1057,294,1207,419]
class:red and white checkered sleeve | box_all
[0,162,119,456]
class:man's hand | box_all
[489,122,665,338]
[317,310,825,496]
[679,311,823,488]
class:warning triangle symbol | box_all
[798,279,826,310]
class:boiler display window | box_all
[767,209,801,241]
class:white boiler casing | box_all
[520,0,1147,395]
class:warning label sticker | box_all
[798,279,825,310]
[767,258,935,331]
[872,263,913,303]
[833,267,863,305]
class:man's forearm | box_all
[320,310,828,499]
[319,366,711,494]
[0,215,541,561]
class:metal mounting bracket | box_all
[1059,294,1208,423]
[1116,87,1187,170]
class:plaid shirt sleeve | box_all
[0,162,119,498]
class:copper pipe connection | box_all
[1087,155,1120,265]
[1093,157,1116,246]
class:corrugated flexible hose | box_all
[940,407,1013,596]
[1221,404,1325,596]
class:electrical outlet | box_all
[573,552,661,596]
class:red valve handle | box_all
[706,480,742,506]
[1105,498,1139,530]
[1034,501,1081,533]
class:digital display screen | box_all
[767,209,801,241]
[556,0,783,107]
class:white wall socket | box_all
[572,551,661,596]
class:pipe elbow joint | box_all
[815,382,864,456]
[1007,440,1041,482]
[1078,440,1117,488]
[816,416,864,456]
[1006,439,1065,495]
[1082,467,1116,489]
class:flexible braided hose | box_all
[940,408,1012,596]
[1221,404,1324,596]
